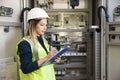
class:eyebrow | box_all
[40,23,47,25]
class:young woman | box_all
[16,8,60,80]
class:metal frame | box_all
[0,22,21,27]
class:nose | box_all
[43,25,47,31]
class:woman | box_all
[16,8,60,80]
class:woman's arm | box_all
[18,40,39,74]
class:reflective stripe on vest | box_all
[16,36,56,80]
[24,37,39,60]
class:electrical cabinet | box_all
[36,0,92,80]
[106,22,120,80]
[0,0,21,26]
[44,10,88,80]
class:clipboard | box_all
[42,48,68,66]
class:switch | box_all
[4,26,9,32]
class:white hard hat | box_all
[27,8,49,21]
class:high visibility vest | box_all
[16,36,56,80]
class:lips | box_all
[41,30,46,34]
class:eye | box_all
[40,24,44,26]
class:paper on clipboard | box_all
[42,48,68,66]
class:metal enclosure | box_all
[0,0,22,80]
[96,0,120,80]
[36,0,93,80]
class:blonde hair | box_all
[26,19,41,44]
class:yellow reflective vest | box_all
[16,36,56,80]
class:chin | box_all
[41,33,44,35]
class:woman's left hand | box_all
[51,47,61,63]
[54,56,61,63]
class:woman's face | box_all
[35,18,47,36]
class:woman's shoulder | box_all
[17,36,31,46]
[18,40,32,54]
[18,40,30,49]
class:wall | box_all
[0,26,22,59]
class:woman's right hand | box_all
[46,49,58,60]
[37,49,58,67]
